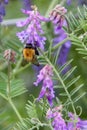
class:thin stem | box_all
[0,93,7,100]
[14,56,23,72]
[39,49,76,115]
[6,60,25,125]
[8,97,24,124]
[7,61,11,96]
[45,0,58,18]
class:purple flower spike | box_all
[67,113,87,130]
[34,64,55,107]
[0,3,5,22]
[58,41,71,67]
[0,0,8,22]
[16,5,49,49]
[46,106,67,130]
[53,20,71,73]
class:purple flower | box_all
[23,0,31,10]
[16,5,49,50]
[34,64,55,106]
[0,0,8,22]
[0,2,5,22]
[67,113,87,130]
[46,106,67,130]
[66,0,72,5]
[49,4,67,29]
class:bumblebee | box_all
[23,44,39,66]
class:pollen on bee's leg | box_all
[26,53,29,56]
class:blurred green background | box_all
[0,0,87,129]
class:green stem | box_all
[0,93,7,100]
[7,61,11,96]
[45,0,58,17]
[6,60,25,125]
[8,97,24,124]
[39,49,76,115]
[14,56,23,72]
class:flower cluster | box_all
[46,105,67,130]
[67,113,87,130]
[46,106,87,130]
[0,0,9,22]
[34,64,55,106]
[49,4,67,29]
[16,5,49,50]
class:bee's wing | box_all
[35,47,39,55]
[32,55,40,66]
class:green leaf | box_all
[70,84,84,96]
[62,66,77,81]
[59,59,73,74]
[66,76,81,89]
[0,72,8,81]
[73,92,86,103]
[10,79,27,98]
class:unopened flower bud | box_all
[4,49,16,63]
[49,4,67,28]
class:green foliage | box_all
[0,108,13,130]
[66,6,87,59]
[10,79,27,98]
[0,73,27,99]
[14,100,50,130]
[40,48,85,113]
[66,5,87,34]
[0,1,87,130]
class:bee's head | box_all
[24,43,33,49]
